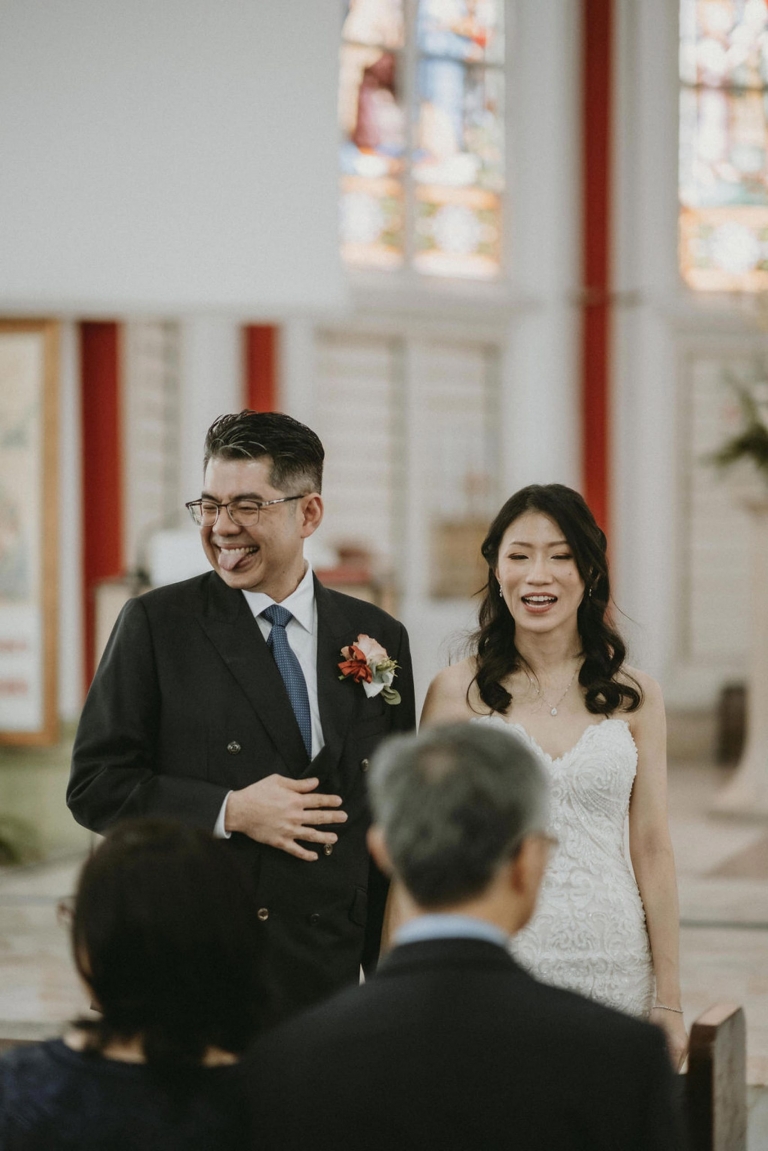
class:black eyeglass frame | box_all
[185,494,306,528]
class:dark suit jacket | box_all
[67,572,415,1022]
[246,938,685,1151]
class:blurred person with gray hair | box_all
[246,723,684,1151]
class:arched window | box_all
[338,0,505,279]
[679,0,768,290]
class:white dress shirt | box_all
[213,562,325,837]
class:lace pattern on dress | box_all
[473,715,655,1019]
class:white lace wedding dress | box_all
[474,715,654,1018]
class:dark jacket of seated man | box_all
[245,723,686,1151]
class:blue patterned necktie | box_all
[261,604,312,759]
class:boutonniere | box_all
[338,634,401,705]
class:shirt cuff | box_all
[213,792,233,839]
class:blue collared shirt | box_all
[394,914,510,951]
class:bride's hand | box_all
[650,1006,688,1071]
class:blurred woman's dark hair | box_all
[472,483,642,716]
[71,819,262,1070]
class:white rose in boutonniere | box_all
[338,634,401,705]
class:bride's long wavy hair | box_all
[471,484,642,716]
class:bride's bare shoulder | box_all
[616,664,665,726]
[430,657,477,695]
[618,664,663,703]
[421,657,482,727]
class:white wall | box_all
[178,318,242,505]
[612,0,763,709]
[504,0,582,494]
[57,321,83,721]
[0,0,346,314]
[612,0,681,684]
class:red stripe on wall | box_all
[581,0,613,534]
[80,321,123,689]
[244,325,279,411]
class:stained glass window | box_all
[680,0,768,291]
[339,0,505,280]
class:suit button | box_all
[257,907,269,922]
[323,844,333,856]
[227,741,242,755]
[308,912,320,926]
[360,758,370,772]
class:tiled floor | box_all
[1,759,767,1140]
[671,761,768,1087]
[0,855,91,1037]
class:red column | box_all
[243,324,279,411]
[80,322,123,689]
[581,0,613,534]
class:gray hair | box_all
[369,722,550,909]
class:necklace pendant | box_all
[550,707,558,716]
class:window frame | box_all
[339,0,513,298]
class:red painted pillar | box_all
[581,0,613,534]
[80,322,123,689]
[244,324,279,411]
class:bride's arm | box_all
[378,880,419,956]
[627,671,688,1070]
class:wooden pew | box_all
[685,1004,747,1151]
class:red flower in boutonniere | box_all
[338,643,373,684]
[339,634,401,705]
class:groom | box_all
[67,410,416,1021]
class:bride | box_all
[421,483,687,1069]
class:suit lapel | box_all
[196,575,309,774]
[313,578,355,782]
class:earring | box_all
[498,583,503,598]
[588,586,593,598]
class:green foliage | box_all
[708,377,768,477]
[0,815,40,865]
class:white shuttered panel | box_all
[123,321,182,573]
[419,340,500,522]
[313,328,502,706]
[314,332,402,568]
[679,353,751,676]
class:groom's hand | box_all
[225,775,348,861]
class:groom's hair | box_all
[204,410,324,493]
[369,723,549,908]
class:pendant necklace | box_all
[526,663,580,717]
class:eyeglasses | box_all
[185,495,306,528]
